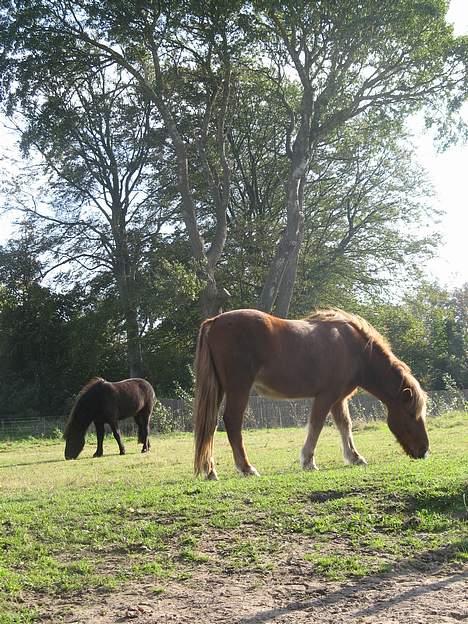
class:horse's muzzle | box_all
[412,448,429,459]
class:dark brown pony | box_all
[193,308,429,480]
[64,377,155,460]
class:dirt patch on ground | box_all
[34,554,467,624]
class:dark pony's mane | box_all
[306,309,427,419]
[64,377,105,435]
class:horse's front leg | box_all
[93,421,105,458]
[301,395,335,470]
[331,399,367,466]
[223,391,259,477]
[109,422,126,455]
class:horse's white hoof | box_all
[346,455,368,466]
[244,465,260,477]
[237,464,260,477]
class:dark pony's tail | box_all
[193,319,221,477]
[64,377,104,437]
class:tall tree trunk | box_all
[258,161,307,316]
[199,269,221,318]
[125,303,144,378]
[115,230,144,378]
[257,32,313,317]
[275,215,305,318]
[117,271,144,377]
[150,47,231,320]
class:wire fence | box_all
[0,389,466,440]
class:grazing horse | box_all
[193,308,429,480]
[64,377,155,460]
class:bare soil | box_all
[34,551,467,624]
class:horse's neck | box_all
[360,347,402,406]
[74,407,94,431]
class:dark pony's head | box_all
[64,378,103,460]
[64,420,86,460]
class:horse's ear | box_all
[402,387,413,403]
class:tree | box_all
[0,229,76,417]
[219,78,438,311]
[254,0,468,315]
[1,0,467,324]
[2,67,173,376]
[1,0,249,316]
[292,114,438,311]
[362,282,468,390]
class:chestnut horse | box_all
[64,377,155,459]
[193,308,429,480]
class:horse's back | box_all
[103,378,155,419]
[205,309,363,399]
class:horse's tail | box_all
[193,318,221,477]
[64,377,105,437]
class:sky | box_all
[0,1,467,291]
[410,0,468,289]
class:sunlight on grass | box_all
[0,411,466,622]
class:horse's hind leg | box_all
[93,421,105,458]
[109,422,126,455]
[331,399,367,466]
[136,408,151,453]
[301,395,335,470]
[223,391,259,477]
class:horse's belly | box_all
[253,377,317,400]
[253,381,294,399]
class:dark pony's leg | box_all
[331,399,367,466]
[109,421,126,455]
[301,394,336,470]
[136,407,152,453]
[223,390,259,477]
[93,421,105,458]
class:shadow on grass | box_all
[403,491,468,520]
[0,451,140,469]
[237,541,468,624]
[0,457,66,469]
[307,485,468,521]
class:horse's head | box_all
[387,386,429,459]
[64,427,86,460]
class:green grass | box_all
[0,411,467,622]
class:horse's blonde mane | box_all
[306,308,392,353]
[306,309,427,418]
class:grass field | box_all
[0,411,467,623]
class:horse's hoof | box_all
[93,453,103,458]
[240,465,260,477]
[206,470,219,481]
[347,455,368,466]
[302,462,319,471]
[119,450,126,456]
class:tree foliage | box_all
[0,0,467,410]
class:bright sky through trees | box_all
[0,0,467,290]
[412,0,468,288]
